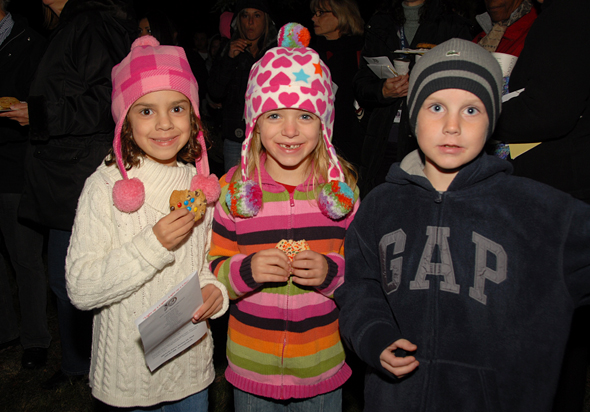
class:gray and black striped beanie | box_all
[407,38,503,140]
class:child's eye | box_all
[300,114,313,120]
[267,113,280,120]
[172,106,185,113]
[464,107,480,115]
[429,104,443,113]
[140,108,153,116]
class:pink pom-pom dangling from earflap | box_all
[190,130,220,203]
[190,174,220,203]
[112,177,145,213]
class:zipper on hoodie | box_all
[280,277,291,400]
[280,189,295,398]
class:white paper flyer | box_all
[135,270,206,371]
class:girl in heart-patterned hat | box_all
[208,23,360,410]
[226,22,358,220]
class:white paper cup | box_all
[394,59,410,75]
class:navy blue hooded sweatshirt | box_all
[336,150,590,412]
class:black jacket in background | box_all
[493,0,590,203]
[337,151,590,411]
[19,0,135,230]
[353,2,471,196]
[312,35,365,169]
[0,14,46,193]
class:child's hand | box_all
[291,250,329,286]
[380,339,419,378]
[153,208,195,250]
[382,74,409,99]
[251,249,290,284]
[192,284,224,323]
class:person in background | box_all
[310,0,365,170]
[353,0,471,197]
[473,0,537,57]
[207,0,277,172]
[0,0,135,390]
[0,0,49,371]
[490,0,590,410]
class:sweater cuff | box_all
[359,321,401,380]
[317,255,338,291]
[239,254,263,291]
[133,225,174,271]
[199,278,230,319]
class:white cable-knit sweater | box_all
[66,158,229,408]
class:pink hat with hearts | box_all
[241,22,344,183]
[226,23,354,220]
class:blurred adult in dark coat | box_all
[310,0,365,170]
[491,1,590,409]
[1,0,135,388]
[0,0,49,371]
[353,0,471,196]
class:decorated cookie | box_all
[169,189,207,222]
[0,96,19,110]
[275,239,310,262]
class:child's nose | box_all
[443,113,460,134]
[157,113,173,130]
[282,119,299,137]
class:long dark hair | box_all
[230,10,277,59]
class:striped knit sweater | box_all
[209,164,360,400]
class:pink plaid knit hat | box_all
[226,23,354,220]
[110,35,220,213]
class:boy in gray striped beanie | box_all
[337,36,590,412]
[404,38,503,191]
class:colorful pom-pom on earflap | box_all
[226,180,263,218]
[190,174,221,204]
[113,177,145,213]
[277,23,311,48]
[318,180,354,220]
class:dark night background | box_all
[7,0,486,47]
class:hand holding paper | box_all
[192,284,224,323]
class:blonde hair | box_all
[231,120,357,198]
[310,0,365,36]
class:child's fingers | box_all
[192,286,224,322]
[381,359,420,378]
[153,209,195,250]
[392,338,417,352]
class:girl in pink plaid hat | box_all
[65,36,229,410]
[208,24,359,411]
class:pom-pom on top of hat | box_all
[132,34,160,48]
[277,23,311,48]
[318,181,355,220]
